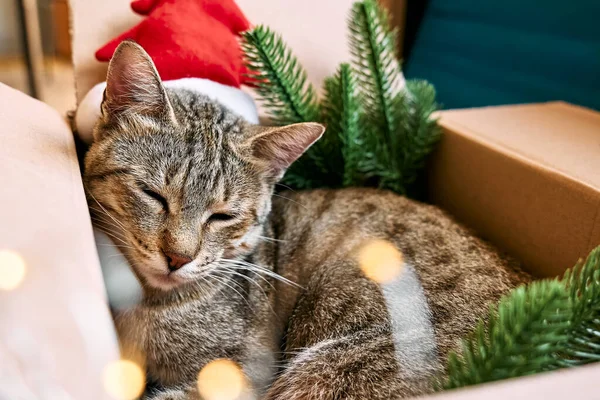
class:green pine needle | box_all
[558,247,600,366]
[442,280,571,389]
[242,2,440,195]
[320,63,363,187]
[347,0,440,195]
[441,245,600,390]
[399,80,442,189]
[242,25,320,125]
[242,24,325,189]
[349,0,404,166]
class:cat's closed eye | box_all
[208,213,236,222]
[142,187,169,211]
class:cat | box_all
[83,41,530,400]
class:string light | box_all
[0,250,26,290]
[357,240,404,283]
[103,359,145,400]
[197,359,247,400]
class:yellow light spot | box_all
[358,240,404,283]
[103,359,145,400]
[0,250,26,290]
[197,359,246,400]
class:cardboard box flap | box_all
[440,102,600,191]
[0,83,118,399]
[420,362,600,400]
[430,102,600,278]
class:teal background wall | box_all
[403,1,600,110]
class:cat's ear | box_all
[248,123,325,179]
[101,40,174,121]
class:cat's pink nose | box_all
[163,251,193,271]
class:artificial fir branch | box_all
[441,245,600,390]
[442,280,571,389]
[558,247,600,366]
[242,1,440,195]
[347,0,441,195]
[242,25,319,125]
[243,25,325,189]
[349,0,404,169]
[399,80,442,190]
[320,63,363,187]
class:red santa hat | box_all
[75,0,258,144]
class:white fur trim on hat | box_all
[75,77,259,144]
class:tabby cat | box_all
[83,41,530,400]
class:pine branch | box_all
[399,80,442,189]
[242,25,320,125]
[442,281,571,389]
[348,0,404,169]
[241,3,441,195]
[558,247,600,366]
[320,63,363,187]
[441,246,600,390]
[243,25,323,189]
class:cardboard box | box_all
[429,102,600,278]
[0,83,118,400]
[380,0,407,56]
[419,362,599,399]
[63,0,600,399]
[51,0,72,58]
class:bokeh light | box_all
[197,359,246,400]
[103,359,145,400]
[358,239,404,283]
[0,250,26,290]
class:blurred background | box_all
[400,0,600,111]
[1,0,599,116]
[0,0,74,115]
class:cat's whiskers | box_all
[89,209,128,234]
[91,219,133,247]
[90,216,126,234]
[257,235,287,243]
[224,277,250,301]
[223,259,298,288]
[272,193,308,211]
[218,258,304,289]
[91,220,130,244]
[209,271,252,309]
[97,243,136,251]
[275,183,297,193]
[218,264,281,318]
[217,264,273,302]
[105,253,131,261]
[218,261,275,290]
[218,265,264,291]
[92,217,153,263]
[88,193,128,231]
[196,275,219,299]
